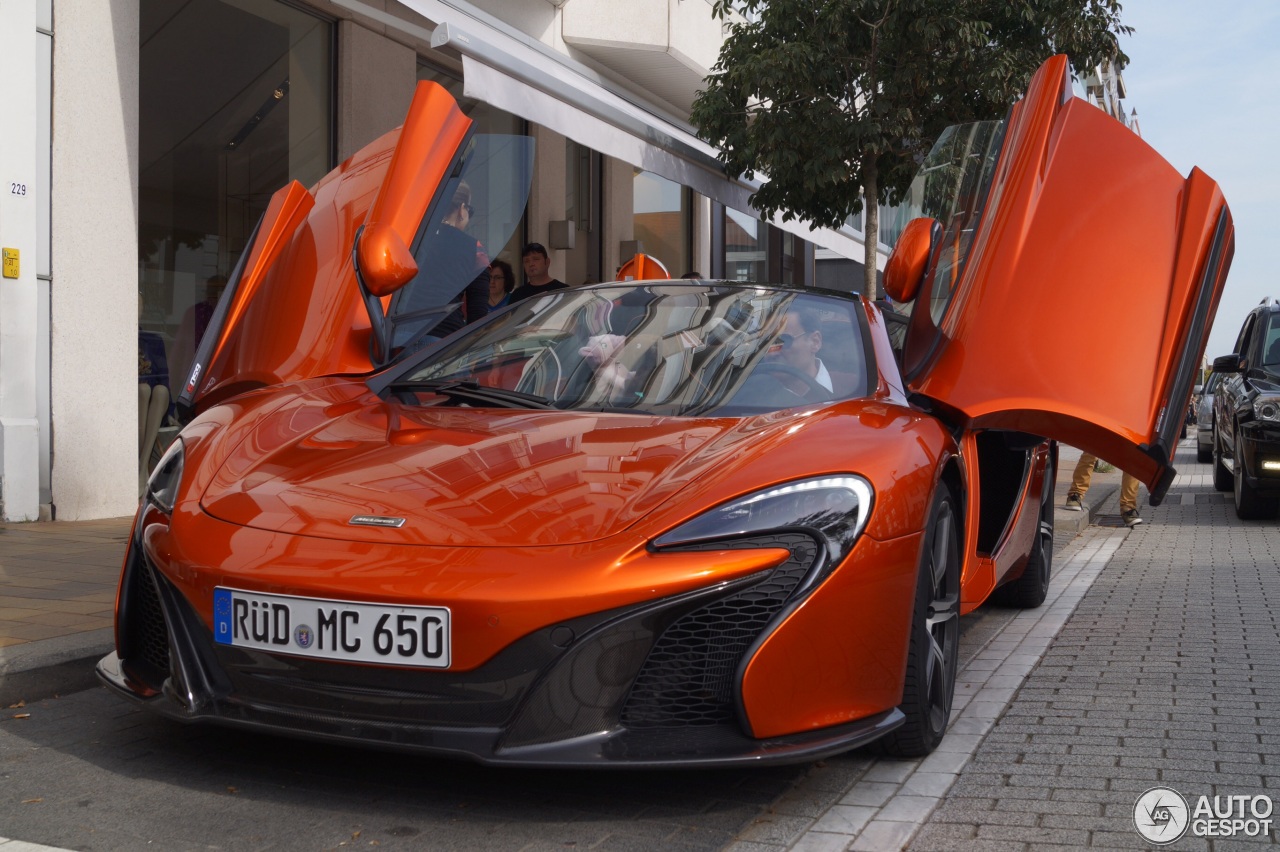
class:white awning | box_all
[367,1,875,263]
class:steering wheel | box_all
[751,362,833,402]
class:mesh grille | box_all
[620,533,818,729]
[133,560,172,678]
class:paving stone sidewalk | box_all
[908,443,1280,850]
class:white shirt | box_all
[814,359,834,392]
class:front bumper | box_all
[1236,421,1280,493]
[98,524,902,768]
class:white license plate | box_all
[212,587,450,668]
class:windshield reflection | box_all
[391,284,872,417]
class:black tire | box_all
[994,455,1054,609]
[877,484,961,757]
[1234,462,1280,520]
[1213,432,1233,492]
[1196,444,1212,463]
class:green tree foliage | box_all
[690,0,1131,297]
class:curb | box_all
[1052,482,1119,538]
[0,628,113,705]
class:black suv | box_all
[1212,297,1280,518]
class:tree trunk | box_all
[862,163,879,301]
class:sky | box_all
[1116,0,1280,361]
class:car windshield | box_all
[1261,314,1280,372]
[386,284,872,416]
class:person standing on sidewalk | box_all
[510,242,567,303]
[1065,452,1143,526]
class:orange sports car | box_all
[98,56,1232,766]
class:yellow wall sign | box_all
[2,248,18,279]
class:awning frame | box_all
[338,0,880,264]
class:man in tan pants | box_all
[1064,452,1143,527]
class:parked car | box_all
[96,56,1232,766]
[1211,297,1280,518]
[1196,372,1221,462]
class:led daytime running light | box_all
[655,475,874,569]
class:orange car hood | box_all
[199,381,800,547]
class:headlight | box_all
[654,475,874,569]
[146,438,185,514]
[1254,395,1280,423]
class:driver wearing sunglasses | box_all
[766,307,833,393]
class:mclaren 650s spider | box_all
[99,56,1232,767]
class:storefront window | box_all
[138,0,333,465]
[633,171,691,277]
[725,208,766,282]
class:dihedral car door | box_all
[176,81,475,419]
[900,55,1233,504]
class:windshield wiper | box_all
[387,379,558,410]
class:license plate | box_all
[212,587,450,668]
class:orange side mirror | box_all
[616,253,670,281]
[357,222,419,297]
[883,217,939,304]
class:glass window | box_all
[1260,315,1280,369]
[139,0,333,429]
[725,208,765,282]
[389,134,536,353]
[394,284,871,417]
[632,170,691,277]
[417,62,528,280]
[1235,315,1256,358]
[895,120,1006,324]
[878,200,910,249]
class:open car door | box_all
[887,55,1232,504]
[176,81,534,420]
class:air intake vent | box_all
[621,532,818,730]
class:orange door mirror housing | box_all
[358,222,419,297]
[883,217,939,304]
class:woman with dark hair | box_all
[487,259,515,312]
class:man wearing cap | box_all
[510,242,568,303]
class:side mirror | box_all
[1212,353,1242,374]
[357,222,418,297]
[883,217,939,303]
[1193,384,1203,396]
[616,252,669,282]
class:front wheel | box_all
[877,485,960,757]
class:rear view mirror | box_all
[883,217,939,304]
[357,222,418,297]
[1212,353,1242,374]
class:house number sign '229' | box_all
[10,183,27,196]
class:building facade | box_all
[0,0,890,522]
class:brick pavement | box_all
[908,441,1280,850]
[0,442,1208,852]
[0,518,130,650]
